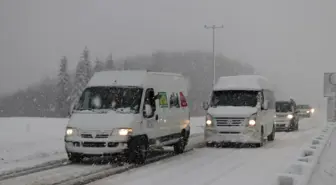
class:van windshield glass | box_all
[297,105,310,109]
[74,86,143,114]
[276,102,292,112]
[210,90,258,107]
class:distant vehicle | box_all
[274,99,299,132]
[65,70,191,164]
[202,75,276,147]
[297,104,314,118]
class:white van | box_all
[65,70,191,164]
[202,75,276,147]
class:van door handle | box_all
[155,115,158,120]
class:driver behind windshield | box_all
[76,87,143,113]
[276,102,292,113]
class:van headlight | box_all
[205,114,214,126]
[310,108,315,113]
[65,127,77,136]
[248,114,257,126]
[287,114,293,119]
[111,128,133,136]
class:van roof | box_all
[87,70,184,87]
[214,75,273,91]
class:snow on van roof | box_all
[214,75,273,91]
[87,70,185,87]
[87,70,148,87]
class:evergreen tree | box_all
[56,56,70,117]
[105,54,115,70]
[94,57,105,73]
[70,47,93,104]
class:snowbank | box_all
[276,121,336,185]
[0,117,69,173]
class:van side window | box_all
[169,92,180,108]
[143,88,156,118]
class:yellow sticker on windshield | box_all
[158,92,168,108]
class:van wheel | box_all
[267,125,275,141]
[127,137,148,164]
[206,142,215,147]
[185,130,190,146]
[174,134,186,154]
[255,128,264,148]
[68,153,82,163]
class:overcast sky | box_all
[0,0,335,106]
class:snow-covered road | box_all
[88,116,322,185]
[0,113,325,185]
[0,116,203,174]
[0,134,204,185]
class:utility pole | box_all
[204,25,223,88]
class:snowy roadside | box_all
[308,127,336,185]
[0,117,68,173]
[0,116,205,174]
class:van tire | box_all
[206,142,215,147]
[255,127,264,148]
[174,133,186,154]
[127,136,148,164]
[183,129,190,146]
[267,125,275,141]
[68,153,82,163]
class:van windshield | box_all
[297,105,310,109]
[210,90,258,107]
[276,102,292,112]
[74,86,143,114]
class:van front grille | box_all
[215,117,245,126]
[81,132,109,139]
[82,142,106,148]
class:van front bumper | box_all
[204,128,260,144]
[298,113,311,117]
[64,136,128,156]
[274,120,291,131]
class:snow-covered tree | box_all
[105,54,115,70]
[123,60,130,70]
[94,57,105,73]
[56,56,70,117]
[70,47,93,103]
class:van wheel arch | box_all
[126,134,149,164]
[181,128,190,141]
[127,134,149,145]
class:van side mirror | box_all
[263,100,269,110]
[144,104,153,117]
[202,101,209,110]
[256,102,261,110]
[69,103,75,117]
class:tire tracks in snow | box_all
[0,134,205,185]
[0,159,69,181]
